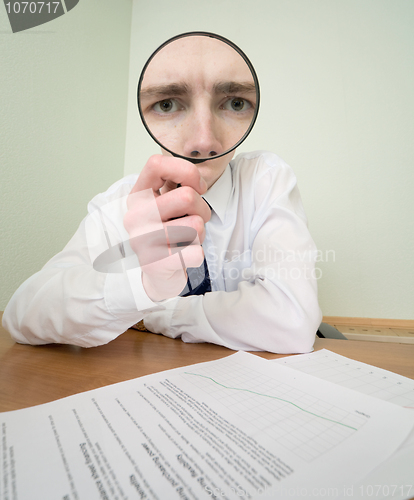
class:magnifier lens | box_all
[137,32,260,163]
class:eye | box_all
[152,99,181,113]
[222,97,252,112]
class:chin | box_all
[196,165,214,186]
[203,155,233,188]
[198,165,225,189]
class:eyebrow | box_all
[140,83,190,99]
[213,81,256,95]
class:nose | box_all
[182,107,223,159]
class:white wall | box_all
[125,0,414,320]
[0,0,132,309]
[2,1,412,320]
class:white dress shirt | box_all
[2,151,322,353]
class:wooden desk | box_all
[1,313,414,413]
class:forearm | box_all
[2,263,158,347]
[2,206,163,347]
[144,273,321,354]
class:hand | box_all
[123,155,211,301]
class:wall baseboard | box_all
[342,333,414,344]
[323,316,414,329]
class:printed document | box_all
[1,351,413,499]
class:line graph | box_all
[182,359,368,462]
[184,372,358,430]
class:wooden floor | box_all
[323,318,414,344]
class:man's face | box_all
[139,35,257,188]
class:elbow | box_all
[2,306,50,346]
[261,297,322,355]
[289,309,321,353]
[284,300,322,354]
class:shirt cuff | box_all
[143,297,179,338]
[104,267,163,317]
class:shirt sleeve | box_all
[2,182,165,347]
[143,158,322,354]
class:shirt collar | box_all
[203,165,232,224]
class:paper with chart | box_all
[1,351,414,500]
[273,349,414,499]
[273,348,414,408]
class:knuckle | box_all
[147,155,162,173]
[186,216,205,243]
[193,215,205,234]
[180,186,196,205]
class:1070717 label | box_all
[3,0,79,33]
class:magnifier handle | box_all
[170,182,184,221]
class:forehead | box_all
[141,36,254,91]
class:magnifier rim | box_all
[137,31,260,164]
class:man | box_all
[3,34,321,352]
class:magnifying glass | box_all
[137,31,260,164]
